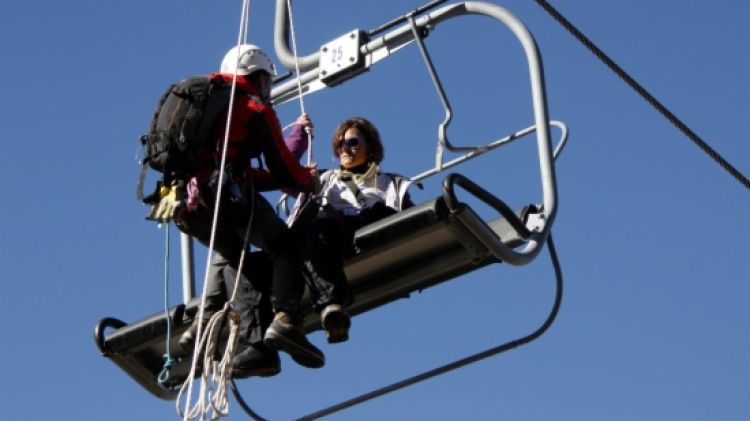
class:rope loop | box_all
[158,354,177,385]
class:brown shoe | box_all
[263,312,325,368]
[232,343,281,379]
[321,304,351,344]
[178,318,209,355]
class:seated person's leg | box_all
[176,195,250,354]
[298,217,353,343]
[178,253,230,354]
[246,191,325,369]
[222,251,280,378]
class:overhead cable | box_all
[532,0,749,191]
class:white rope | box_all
[180,0,252,419]
[177,309,238,421]
[285,0,314,166]
[178,195,256,420]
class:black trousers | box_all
[209,216,355,342]
[177,187,305,313]
[211,252,275,345]
[293,217,354,313]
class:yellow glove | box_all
[146,183,184,223]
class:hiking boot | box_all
[263,312,325,369]
[178,318,208,355]
[232,343,281,379]
[321,304,351,344]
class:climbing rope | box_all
[177,307,239,421]
[179,1,315,417]
[157,223,177,385]
[531,0,750,191]
[285,0,314,165]
[178,195,256,421]
[180,0,253,419]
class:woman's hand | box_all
[306,164,321,192]
[297,113,314,137]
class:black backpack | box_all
[137,75,232,199]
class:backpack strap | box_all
[136,151,149,201]
[137,82,176,200]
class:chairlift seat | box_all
[95,184,537,399]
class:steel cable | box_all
[531,0,749,190]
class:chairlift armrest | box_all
[94,317,127,356]
[442,173,531,238]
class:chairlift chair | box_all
[95,0,566,401]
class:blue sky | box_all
[1,0,748,420]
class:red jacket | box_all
[199,72,311,192]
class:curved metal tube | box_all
[94,317,127,355]
[443,173,541,266]
[274,0,321,71]
[458,2,557,264]
[411,120,568,182]
[443,173,532,239]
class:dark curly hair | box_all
[331,117,384,164]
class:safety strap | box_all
[336,162,381,208]
[338,172,368,208]
[136,159,149,201]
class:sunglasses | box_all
[336,136,362,149]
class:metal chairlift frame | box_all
[273,0,559,264]
[95,0,566,403]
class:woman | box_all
[286,117,415,344]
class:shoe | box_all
[263,312,325,369]
[232,343,281,379]
[321,304,350,344]
[178,318,208,355]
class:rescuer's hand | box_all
[145,181,184,223]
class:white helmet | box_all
[220,44,277,77]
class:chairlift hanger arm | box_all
[273,0,447,72]
[368,0,448,37]
[272,0,558,264]
[271,2,450,103]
